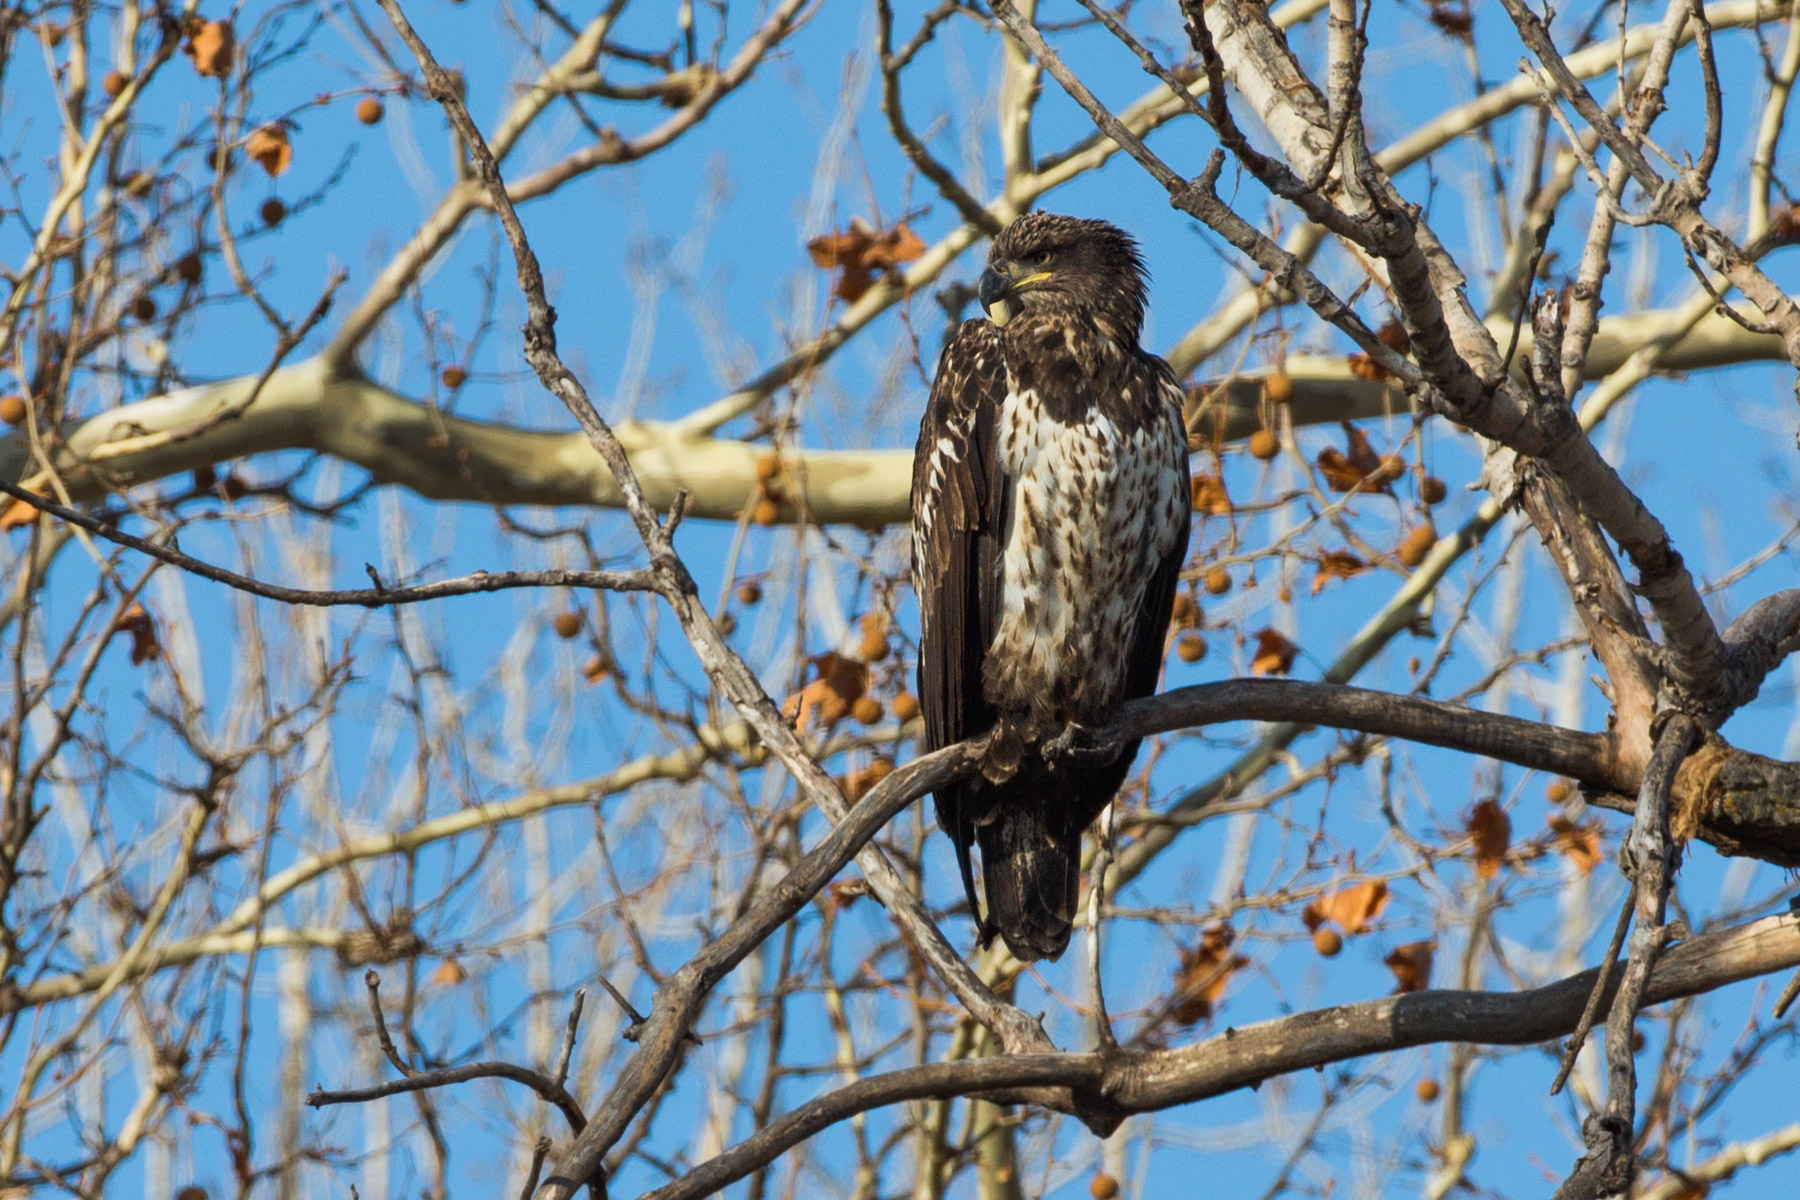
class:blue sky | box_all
[9,0,1800,1197]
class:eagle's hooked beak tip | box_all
[977,266,1012,328]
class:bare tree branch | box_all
[646,913,1800,1200]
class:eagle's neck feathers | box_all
[995,313,1165,434]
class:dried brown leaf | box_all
[245,124,291,177]
[863,222,925,269]
[1311,549,1369,594]
[184,19,235,78]
[1249,628,1299,677]
[430,958,468,986]
[1385,940,1435,992]
[807,227,868,268]
[1375,317,1412,353]
[782,651,869,731]
[115,603,160,666]
[1190,473,1232,515]
[1171,923,1248,1025]
[1549,814,1604,875]
[807,219,925,303]
[1301,879,1390,935]
[842,756,893,801]
[1468,799,1511,879]
[0,498,37,531]
[1317,423,1403,494]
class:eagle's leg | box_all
[975,718,1028,784]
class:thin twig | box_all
[0,480,657,606]
[553,989,587,1086]
[1554,715,1699,1199]
[1086,801,1118,1050]
[1550,895,1635,1094]
[1772,962,1800,1019]
[363,969,412,1078]
[308,1062,588,1132]
[520,1138,553,1200]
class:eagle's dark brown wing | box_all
[911,320,1008,930]
[1121,364,1194,703]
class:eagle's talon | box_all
[1049,724,1126,770]
[1042,721,1089,768]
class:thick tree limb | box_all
[18,679,1800,1019]
[1637,1121,1800,1199]
[4,299,1780,530]
[640,912,1800,1200]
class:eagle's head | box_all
[978,212,1148,340]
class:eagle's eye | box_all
[1035,252,1054,268]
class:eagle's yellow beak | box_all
[978,266,1052,328]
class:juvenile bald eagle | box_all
[911,213,1191,962]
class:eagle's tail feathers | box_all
[978,804,1079,963]
[950,815,992,947]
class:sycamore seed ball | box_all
[1416,1079,1441,1102]
[852,696,883,726]
[0,394,26,426]
[356,96,385,124]
[751,498,780,526]
[1090,1174,1120,1200]
[1312,927,1343,957]
[260,197,286,226]
[552,611,581,639]
[103,70,127,98]
[1175,632,1206,663]
[1265,373,1294,404]
[1546,779,1572,804]
[735,581,762,606]
[1421,476,1448,505]
[1397,523,1435,568]
[1248,429,1280,460]
[1204,567,1232,596]
[892,691,920,721]
[442,366,468,388]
